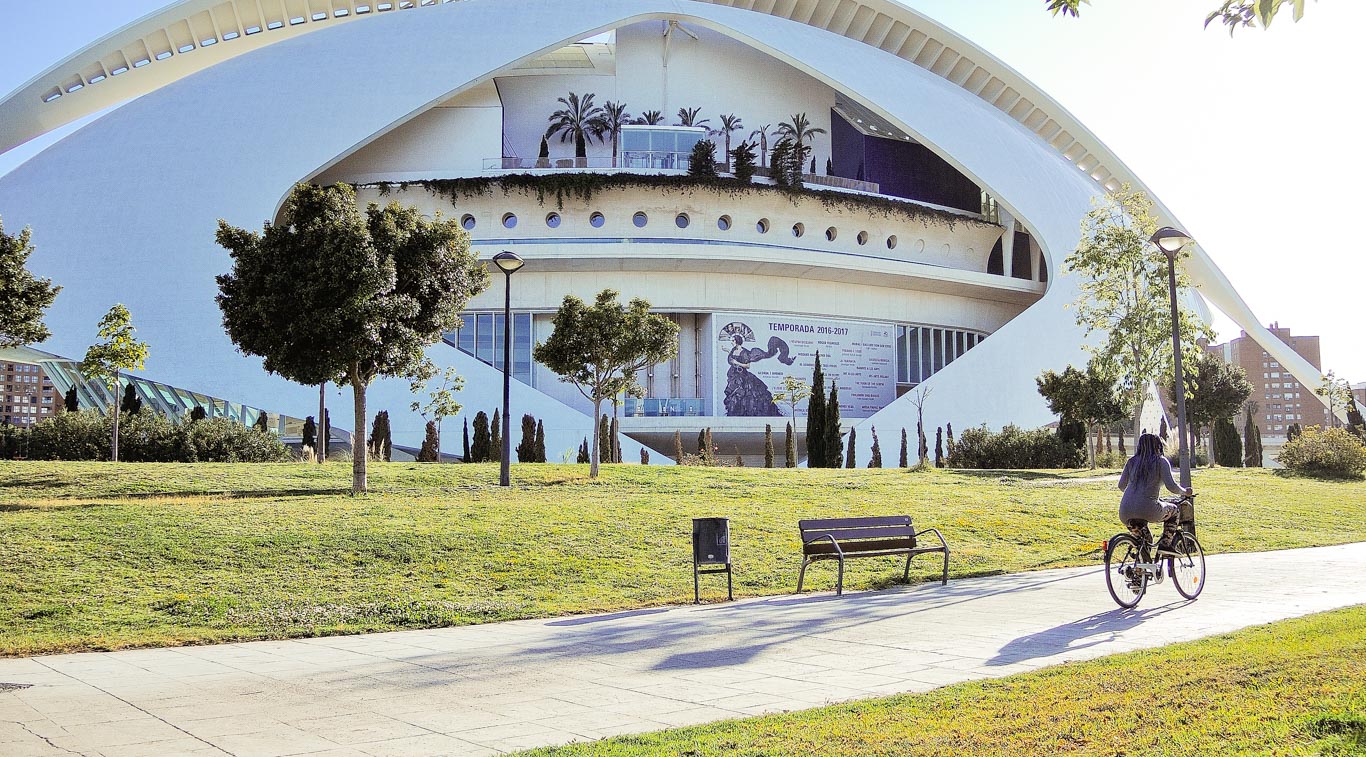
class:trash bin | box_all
[692,517,733,603]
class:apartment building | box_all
[1209,323,1328,434]
[2,361,62,427]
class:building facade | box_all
[1,359,61,427]
[1209,324,1329,434]
[0,0,1336,462]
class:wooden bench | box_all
[797,516,949,595]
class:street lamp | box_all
[1150,226,1194,490]
[492,250,525,487]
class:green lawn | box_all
[1,461,1363,656]
[519,606,1366,756]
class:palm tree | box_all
[636,110,664,125]
[676,106,710,129]
[777,113,826,181]
[715,113,744,172]
[590,100,632,163]
[750,123,774,167]
[545,92,604,159]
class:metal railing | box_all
[624,397,705,417]
[483,152,697,172]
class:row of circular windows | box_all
[462,211,905,250]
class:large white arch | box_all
[0,0,1327,455]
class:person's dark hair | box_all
[732,334,743,346]
[1127,432,1166,491]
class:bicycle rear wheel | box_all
[1169,533,1206,600]
[1105,534,1147,608]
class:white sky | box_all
[2,0,1362,381]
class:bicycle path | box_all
[2,542,1364,756]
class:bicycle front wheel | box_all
[1105,534,1147,608]
[1170,533,1206,600]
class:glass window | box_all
[933,329,944,373]
[920,328,932,381]
[633,212,648,228]
[675,214,690,229]
[718,215,731,231]
[458,321,475,355]
[475,313,494,364]
[590,212,606,228]
[502,213,517,229]
[622,130,648,151]
[896,326,909,384]
[461,214,475,231]
[546,213,561,228]
[493,313,506,366]
[955,332,965,359]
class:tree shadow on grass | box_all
[2,487,352,503]
[944,469,1087,482]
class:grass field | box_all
[518,606,1366,756]
[1,461,1363,656]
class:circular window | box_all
[825,227,838,242]
[545,212,561,229]
[502,213,518,229]
[717,215,732,231]
[792,223,805,238]
[856,231,869,246]
[675,213,690,229]
[589,212,606,228]
[756,218,770,234]
[633,212,648,228]
[914,239,926,254]
[886,235,899,250]
[460,214,476,231]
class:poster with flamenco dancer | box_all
[713,314,896,419]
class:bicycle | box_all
[1104,493,1206,608]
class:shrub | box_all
[949,425,1085,469]
[1277,426,1366,478]
[8,409,288,462]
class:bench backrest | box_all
[799,515,916,548]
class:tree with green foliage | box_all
[785,422,796,468]
[589,100,632,162]
[776,113,825,171]
[470,411,491,462]
[641,447,650,465]
[79,304,149,462]
[254,412,270,434]
[769,138,794,188]
[764,424,774,468]
[545,92,603,159]
[1243,402,1263,467]
[674,429,684,462]
[120,383,142,415]
[1036,363,1126,468]
[1213,417,1243,467]
[1046,0,1314,34]
[1067,186,1211,448]
[517,414,537,462]
[462,417,471,462]
[909,386,932,465]
[598,414,612,466]
[749,124,774,167]
[900,428,909,468]
[610,415,622,464]
[577,437,590,464]
[368,410,391,461]
[533,289,679,477]
[772,375,811,421]
[409,364,465,462]
[636,110,664,126]
[705,427,715,465]
[715,113,744,171]
[537,136,550,168]
[301,415,316,450]
[731,141,758,184]
[417,420,439,462]
[687,140,718,179]
[1176,352,1252,465]
[946,423,956,464]
[676,107,709,129]
[1287,423,1303,443]
[1315,370,1351,429]
[825,381,843,468]
[1346,395,1365,442]
[216,182,488,493]
[63,386,78,413]
[869,427,882,468]
[490,408,502,464]
[935,427,945,468]
[845,426,856,469]
[0,218,61,349]
[535,420,546,462]
[806,354,826,467]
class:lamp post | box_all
[492,250,525,487]
[1150,226,1194,490]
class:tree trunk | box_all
[1088,423,1097,469]
[589,397,602,478]
[351,374,368,494]
[1131,402,1142,458]
[612,400,620,464]
[111,370,120,462]
[318,383,326,464]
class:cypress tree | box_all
[917,420,928,465]
[120,383,142,415]
[490,409,502,463]
[471,411,491,462]
[806,353,826,467]
[1214,417,1242,467]
[785,422,796,468]
[935,427,944,468]
[1347,396,1366,441]
[764,424,774,468]
[697,429,706,457]
[1243,413,1262,468]
[322,410,331,459]
[63,386,78,412]
[254,413,269,433]
[899,428,909,468]
[704,427,715,465]
[845,426,856,469]
[368,410,391,461]
[734,447,744,467]
[417,420,440,462]
[674,429,684,462]
[824,381,842,468]
[1287,423,1302,443]
[1159,415,1170,442]
[640,448,650,465]
[610,415,621,464]
[301,415,316,449]
[599,414,612,465]
[517,414,536,462]
[577,437,590,464]
[535,420,546,462]
[869,427,882,468]
[462,417,471,462]
[946,422,955,463]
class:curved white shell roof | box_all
[0,0,1336,452]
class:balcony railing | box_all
[624,397,705,418]
[483,152,695,172]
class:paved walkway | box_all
[3,543,1365,756]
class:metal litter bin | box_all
[692,517,733,603]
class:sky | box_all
[1,0,1362,381]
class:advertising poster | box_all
[712,313,896,419]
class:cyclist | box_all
[1117,433,1192,554]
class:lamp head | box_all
[492,250,524,275]
[1149,227,1193,257]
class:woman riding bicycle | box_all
[1118,433,1192,552]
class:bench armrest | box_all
[913,527,949,552]
[804,533,844,556]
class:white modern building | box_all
[0,0,1334,463]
